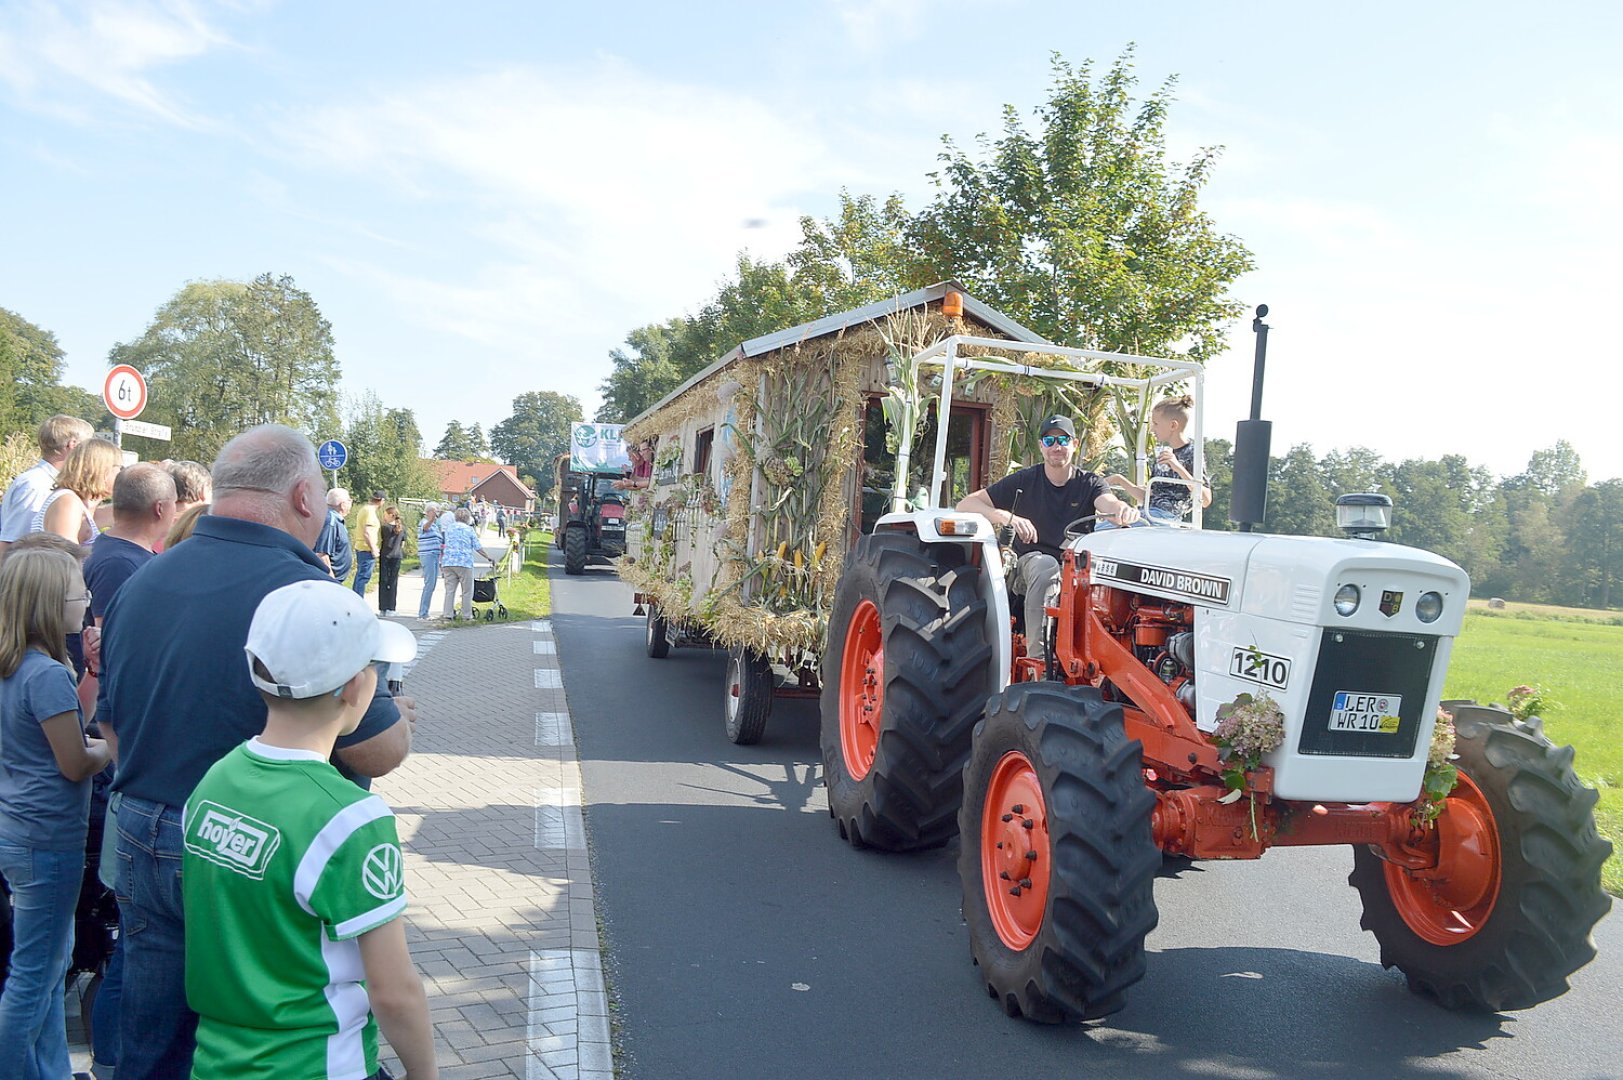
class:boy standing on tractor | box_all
[957,414,1138,657]
[181,580,437,1079]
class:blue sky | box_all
[2,1,1619,481]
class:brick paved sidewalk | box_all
[372,605,609,1077]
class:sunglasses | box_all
[1040,434,1072,447]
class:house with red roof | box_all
[423,459,536,511]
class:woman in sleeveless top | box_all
[33,437,121,548]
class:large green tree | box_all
[1565,479,1623,608]
[0,307,104,435]
[906,49,1253,356]
[108,274,341,461]
[491,391,583,500]
[597,256,826,422]
[339,392,439,503]
[434,420,493,460]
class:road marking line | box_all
[527,949,613,1079]
[534,786,585,850]
[535,668,562,689]
[532,620,552,634]
[536,711,574,747]
[534,639,556,654]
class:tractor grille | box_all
[1296,628,1438,759]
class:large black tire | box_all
[646,603,671,658]
[1349,701,1612,1011]
[959,683,1160,1022]
[820,532,994,851]
[723,646,774,745]
[564,526,587,575]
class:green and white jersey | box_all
[183,738,408,1080]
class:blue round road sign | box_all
[318,439,348,471]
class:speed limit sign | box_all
[103,365,148,421]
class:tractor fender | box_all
[874,509,1011,692]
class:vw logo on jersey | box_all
[362,843,403,900]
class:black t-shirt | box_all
[986,463,1107,559]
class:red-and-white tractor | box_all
[820,336,1610,1021]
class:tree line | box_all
[1194,437,1620,609]
[1,277,440,504]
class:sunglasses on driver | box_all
[1040,434,1072,447]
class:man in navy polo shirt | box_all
[96,425,417,1079]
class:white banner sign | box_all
[569,423,629,475]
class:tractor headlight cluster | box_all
[1334,584,1360,617]
[1416,591,1444,623]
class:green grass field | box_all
[1444,608,1622,895]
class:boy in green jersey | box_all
[182,580,437,1079]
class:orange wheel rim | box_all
[980,751,1052,951]
[1385,771,1501,945]
[839,599,884,781]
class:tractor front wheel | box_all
[723,646,774,745]
[1349,702,1611,1011]
[563,526,587,575]
[820,532,993,851]
[958,683,1159,1022]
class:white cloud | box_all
[829,0,929,54]
[0,0,230,126]
[273,58,862,418]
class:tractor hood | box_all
[1076,528,1470,635]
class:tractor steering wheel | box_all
[1063,514,1100,542]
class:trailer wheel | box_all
[564,526,587,575]
[1349,701,1612,1011]
[820,532,994,851]
[646,603,671,658]
[723,646,773,745]
[959,683,1159,1022]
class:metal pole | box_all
[1248,304,1270,421]
[113,417,122,449]
[1238,304,1271,534]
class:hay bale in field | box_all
[1488,597,1507,610]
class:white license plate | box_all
[1329,691,1403,734]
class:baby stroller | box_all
[472,549,508,622]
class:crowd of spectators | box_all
[0,417,436,1079]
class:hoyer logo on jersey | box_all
[185,801,282,880]
[1091,557,1232,606]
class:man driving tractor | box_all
[956,414,1139,659]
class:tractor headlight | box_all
[1416,591,1444,623]
[1334,584,1360,617]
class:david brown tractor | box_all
[820,335,1610,1022]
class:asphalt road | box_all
[553,562,1622,1080]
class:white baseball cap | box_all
[245,580,418,699]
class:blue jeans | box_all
[0,840,82,1080]
[418,550,441,617]
[353,550,377,596]
[114,796,196,1079]
[1094,506,1184,530]
[90,928,123,1075]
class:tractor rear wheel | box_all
[959,683,1159,1022]
[1349,702,1612,1011]
[564,526,587,575]
[820,532,994,851]
[646,603,671,658]
[723,646,774,745]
